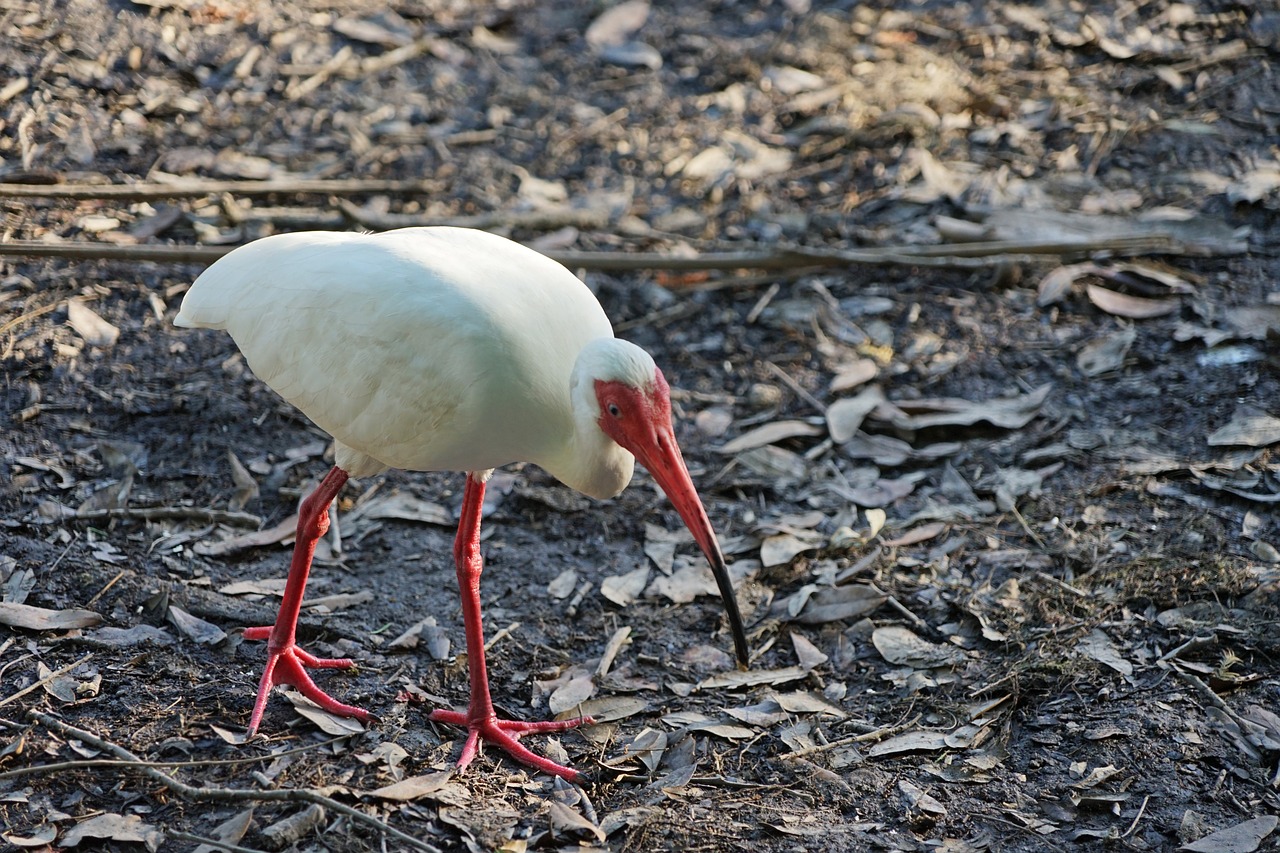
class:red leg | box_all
[243,466,375,734]
[428,471,593,781]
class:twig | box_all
[484,622,520,653]
[167,830,265,853]
[85,569,126,607]
[26,711,441,853]
[73,506,262,527]
[1121,794,1150,839]
[334,198,611,232]
[0,178,437,200]
[0,233,1207,271]
[765,361,828,415]
[780,714,923,759]
[0,734,357,783]
[1174,667,1274,756]
[0,653,93,709]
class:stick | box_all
[0,233,1196,269]
[0,653,93,709]
[73,506,262,527]
[27,711,441,853]
[0,178,437,200]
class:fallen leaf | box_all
[698,665,809,690]
[167,604,227,645]
[881,522,946,547]
[1207,406,1280,447]
[790,584,887,625]
[286,691,366,735]
[548,668,596,715]
[873,626,966,668]
[65,298,120,347]
[882,384,1050,431]
[0,602,102,631]
[547,569,579,599]
[1077,325,1136,376]
[59,813,161,852]
[1086,282,1180,318]
[191,809,253,853]
[548,800,606,841]
[1075,629,1133,676]
[899,780,947,817]
[369,771,457,801]
[601,566,650,606]
[827,386,886,443]
[717,420,823,454]
[868,730,949,757]
[1181,815,1278,853]
[197,516,297,556]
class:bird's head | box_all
[583,338,750,668]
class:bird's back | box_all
[176,227,615,476]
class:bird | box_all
[174,226,749,782]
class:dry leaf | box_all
[697,665,809,690]
[547,568,579,599]
[548,668,596,715]
[867,730,949,757]
[286,691,366,735]
[830,358,879,393]
[59,814,161,852]
[717,420,823,454]
[191,809,254,853]
[1038,262,1097,306]
[1207,406,1280,447]
[369,771,457,801]
[790,584,887,625]
[790,632,829,670]
[197,515,297,556]
[872,626,965,668]
[760,532,824,567]
[1181,815,1278,853]
[0,602,102,631]
[66,298,120,347]
[826,386,886,443]
[1086,282,1180,318]
[1075,629,1133,676]
[347,491,452,526]
[601,565,650,606]
[547,800,606,841]
[881,522,946,547]
[227,451,259,512]
[167,604,227,645]
[883,384,1050,431]
[1077,325,1135,376]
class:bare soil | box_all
[2,1,1279,851]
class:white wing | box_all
[176,227,614,475]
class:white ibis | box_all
[174,226,749,781]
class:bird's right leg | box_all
[429,470,593,781]
[242,465,375,734]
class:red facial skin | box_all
[595,371,749,666]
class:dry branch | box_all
[74,506,263,527]
[0,233,1195,273]
[26,711,441,853]
[0,178,436,200]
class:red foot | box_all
[244,627,375,735]
[429,708,594,781]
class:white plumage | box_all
[175,226,747,781]
[177,227,637,497]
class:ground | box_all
[2,0,1279,851]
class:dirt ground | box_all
[2,0,1279,851]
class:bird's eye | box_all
[607,403,622,418]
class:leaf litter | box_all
[4,1,1279,851]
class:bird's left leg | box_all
[242,465,375,734]
[429,470,594,782]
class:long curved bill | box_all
[637,427,750,668]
